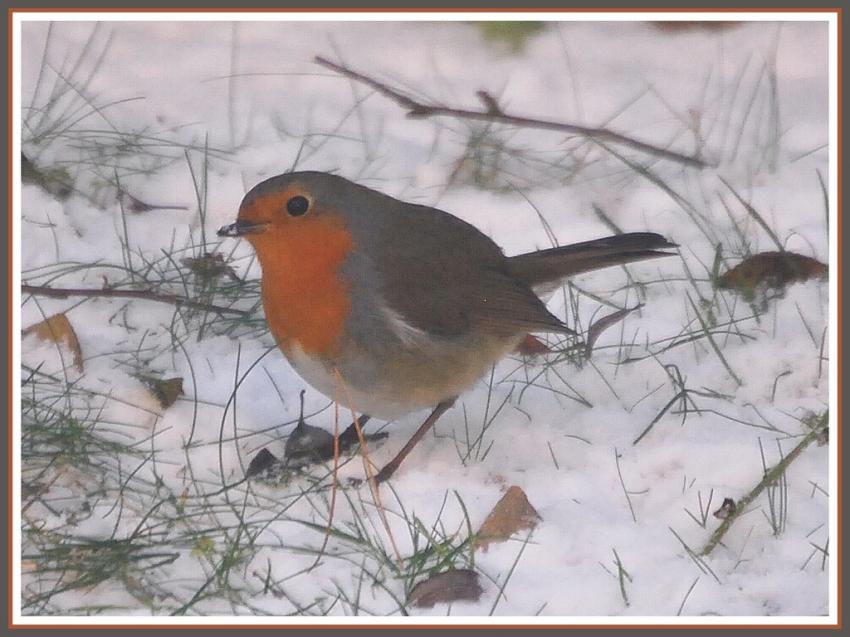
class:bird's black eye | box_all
[286,195,310,217]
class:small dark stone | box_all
[284,420,336,464]
[284,414,386,467]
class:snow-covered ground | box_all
[17,16,833,621]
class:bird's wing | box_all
[363,202,569,338]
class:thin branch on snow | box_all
[21,284,251,318]
[314,55,710,169]
[700,420,828,556]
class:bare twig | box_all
[21,284,250,317]
[700,418,827,556]
[315,56,709,169]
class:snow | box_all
[17,16,833,622]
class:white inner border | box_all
[11,9,840,627]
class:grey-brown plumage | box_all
[222,171,677,478]
[507,233,677,288]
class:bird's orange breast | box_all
[245,198,355,358]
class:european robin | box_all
[218,171,676,481]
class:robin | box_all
[218,171,676,482]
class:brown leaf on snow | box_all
[137,375,184,408]
[717,251,827,294]
[408,569,483,608]
[23,313,84,371]
[474,485,541,552]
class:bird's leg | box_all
[375,398,457,483]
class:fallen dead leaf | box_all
[408,569,483,608]
[717,251,827,295]
[474,485,541,552]
[23,313,83,371]
[137,375,184,408]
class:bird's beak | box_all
[217,220,269,237]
